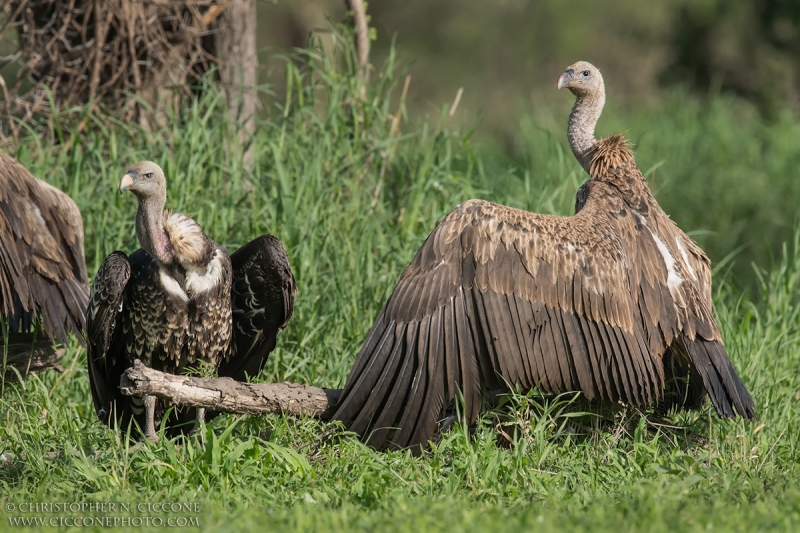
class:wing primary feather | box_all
[562,311,597,400]
[455,288,482,422]
[681,335,756,419]
[472,288,506,383]
[601,322,634,404]
[443,298,460,400]
[406,307,448,452]
[388,316,433,448]
[391,310,438,450]
[508,293,534,386]
[617,327,647,405]
[352,322,411,436]
[365,321,420,448]
[490,290,525,386]
[334,315,399,423]
[540,307,565,392]
[545,305,575,392]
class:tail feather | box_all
[682,335,756,419]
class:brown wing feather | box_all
[335,137,754,446]
[591,134,754,418]
[334,186,680,452]
[337,135,754,452]
[0,152,89,344]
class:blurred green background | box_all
[254,0,800,287]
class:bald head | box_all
[119,161,167,201]
[557,61,604,98]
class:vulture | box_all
[332,61,756,452]
[0,151,88,345]
[87,161,295,440]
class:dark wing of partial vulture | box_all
[0,152,89,344]
[217,235,296,382]
[86,252,132,428]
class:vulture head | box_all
[557,61,604,97]
[119,161,167,201]
[120,160,173,263]
[558,61,607,172]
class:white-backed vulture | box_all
[0,151,88,345]
[332,61,755,452]
[87,161,295,440]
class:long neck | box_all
[135,196,173,264]
[568,88,605,173]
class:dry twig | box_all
[0,0,227,143]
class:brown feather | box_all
[334,65,755,450]
[0,152,88,345]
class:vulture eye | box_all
[581,70,590,77]
[144,172,154,180]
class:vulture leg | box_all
[143,395,159,442]
[195,407,207,432]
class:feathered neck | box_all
[567,85,606,173]
[135,195,174,264]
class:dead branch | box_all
[120,360,341,420]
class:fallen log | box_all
[120,360,341,420]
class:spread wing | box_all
[217,235,296,382]
[589,134,753,419]
[0,152,89,344]
[334,182,752,452]
[86,251,131,427]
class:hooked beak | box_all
[557,69,574,90]
[119,171,136,195]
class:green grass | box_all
[1,33,799,532]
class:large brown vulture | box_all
[0,151,88,346]
[332,61,755,452]
[87,161,295,440]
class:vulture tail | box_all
[681,335,756,419]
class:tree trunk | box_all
[212,0,258,167]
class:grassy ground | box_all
[1,35,799,531]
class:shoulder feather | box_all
[589,134,635,178]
